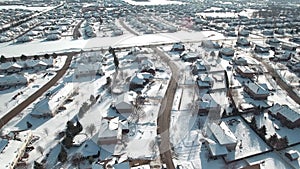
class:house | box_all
[75,63,104,78]
[0,131,32,169]
[97,117,121,145]
[201,40,221,49]
[268,103,300,129]
[208,121,237,151]
[205,138,228,158]
[129,73,153,91]
[236,66,258,78]
[192,60,207,74]
[234,57,248,66]
[170,43,185,53]
[281,43,298,51]
[0,74,28,89]
[220,47,235,57]
[236,37,250,46]
[285,150,299,161]
[254,43,270,53]
[180,52,200,62]
[197,75,213,89]
[31,83,75,118]
[5,63,22,73]
[114,92,135,114]
[244,82,270,100]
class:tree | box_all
[27,121,33,128]
[36,146,44,156]
[12,57,17,62]
[109,47,119,69]
[268,133,278,147]
[72,152,83,168]
[257,125,267,137]
[20,54,27,61]
[86,123,96,137]
[250,116,257,129]
[33,55,40,60]
[33,161,44,169]
[62,135,73,149]
[52,53,58,59]
[0,55,6,63]
[89,95,95,102]
[44,53,50,59]
[106,77,112,86]
[58,145,67,163]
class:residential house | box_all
[197,75,213,89]
[31,83,75,118]
[236,66,258,78]
[244,82,270,100]
[114,92,136,114]
[170,43,185,53]
[208,121,238,151]
[0,74,28,89]
[254,43,270,53]
[234,57,248,66]
[192,60,207,75]
[220,47,235,57]
[180,52,201,62]
[97,117,121,145]
[236,37,250,46]
[268,103,300,129]
[201,40,220,49]
[75,63,104,78]
[281,43,298,51]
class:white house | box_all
[208,121,237,151]
[96,117,121,145]
[75,63,104,78]
[114,92,136,114]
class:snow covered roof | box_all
[209,121,237,146]
[131,74,145,85]
[0,74,27,85]
[33,83,74,115]
[220,47,235,56]
[199,94,219,109]
[268,104,300,123]
[207,142,228,157]
[0,139,8,153]
[99,117,119,139]
[77,139,101,157]
[75,63,102,74]
[244,82,270,95]
[237,66,257,74]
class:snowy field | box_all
[0,30,225,57]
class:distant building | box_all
[170,43,185,53]
[0,74,28,89]
[220,47,235,57]
[254,43,270,53]
[75,63,104,78]
[268,103,300,129]
[281,43,298,51]
[198,94,221,115]
[244,82,269,100]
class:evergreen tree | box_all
[0,55,6,63]
[34,55,40,60]
[33,161,44,169]
[44,53,50,59]
[258,125,267,137]
[250,116,257,129]
[58,145,68,163]
[12,57,17,62]
[20,54,27,61]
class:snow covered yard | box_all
[244,112,300,146]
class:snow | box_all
[280,144,300,169]
[244,152,292,169]
[122,0,183,6]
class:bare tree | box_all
[36,146,44,156]
[86,124,96,137]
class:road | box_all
[0,54,73,129]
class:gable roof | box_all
[209,121,237,146]
[244,82,270,95]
